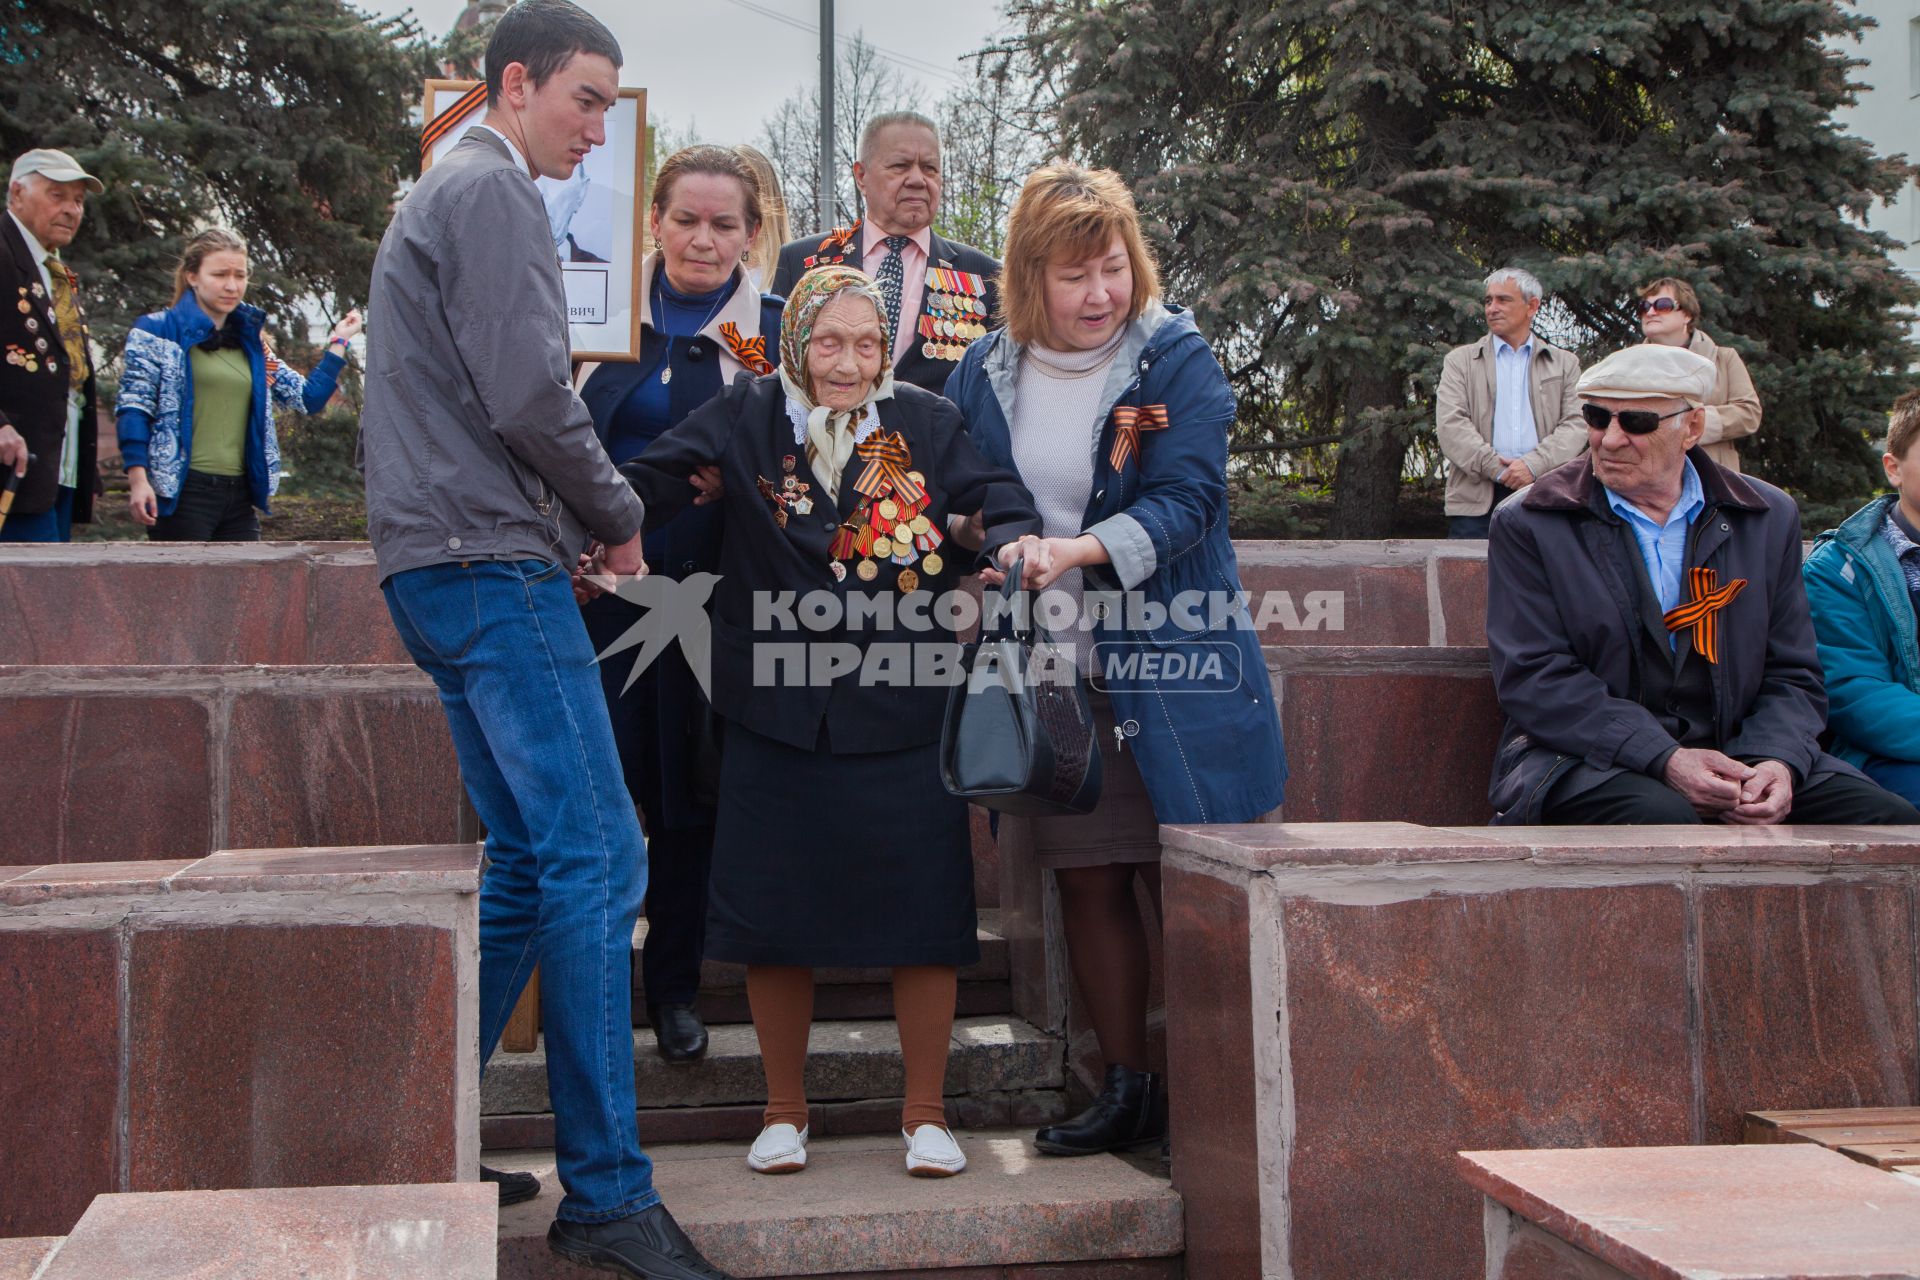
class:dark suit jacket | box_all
[621,373,1041,755]
[0,214,96,520]
[1485,448,1858,822]
[769,222,1001,396]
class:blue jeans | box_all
[0,483,73,542]
[383,558,656,1223]
[1863,756,1920,810]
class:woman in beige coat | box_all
[1637,276,1762,471]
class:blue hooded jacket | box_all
[116,292,346,516]
[1804,495,1920,768]
[945,302,1287,825]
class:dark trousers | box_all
[638,824,713,1007]
[1446,483,1514,539]
[0,483,73,542]
[150,470,259,542]
[1544,766,1920,825]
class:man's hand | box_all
[1497,458,1536,490]
[1663,747,1754,815]
[599,530,648,580]
[1723,759,1794,826]
[0,424,26,477]
[690,464,725,506]
[126,466,159,526]
[947,509,986,551]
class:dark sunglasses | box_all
[1636,297,1685,317]
[1581,403,1690,435]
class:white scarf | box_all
[779,364,896,503]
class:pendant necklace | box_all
[653,270,732,386]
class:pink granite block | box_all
[305,555,409,663]
[1787,825,1920,865]
[42,1183,496,1279]
[0,559,309,665]
[1460,1144,1920,1280]
[222,689,461,849]
[1283,884,1693,1280]
[1471,824,1835,866]
[171,843,481,894]
[1162,865,1261,1280]
[1162,820,1509,870]
[126,924,460,1192]
[0,930,120,1236]
[1276,665,1501,823]
[0,695,213,865]
[0,858,196,905]
[1436,554,1489,647]
[1698,880,1918,1143]
[1234,558,1432,645]
[0,1238,61,1279]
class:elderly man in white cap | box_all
[1482,341,1920,825]
[1,148,104,541]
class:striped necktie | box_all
[45,254,87,392]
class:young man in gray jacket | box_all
[359,3,727,1276]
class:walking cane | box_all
[0,452,34,536]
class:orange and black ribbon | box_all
[421,83,489,158]
[1108,404,1170,472]
[1662,566,1747,664]
[802,220,861,270]
[852,431,926,505]
[719,322,774,375]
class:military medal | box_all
[15,300,27,315]
[873,536,893,557]
[856,559,879,582]
[923,552,945,575]
[830,561,847,582]
[879,498,899,520]
[897,569,920,593]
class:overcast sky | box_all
[362,0,1014,149]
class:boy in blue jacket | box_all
[1806,389,1920,805]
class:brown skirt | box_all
[1024,689,1163,870]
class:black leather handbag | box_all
[939,559,1104,816]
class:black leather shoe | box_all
[482,1164,541,1206]
[649,1004,709,1063]
[548,1202,732,1279]
[1034,1063,1166,1157]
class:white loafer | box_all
[903,1125,967,1177]
[748,1123,809,1174]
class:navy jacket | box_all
[945,303,1287,825]
[0,213,97,520]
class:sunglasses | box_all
[1581,403,1691,435]
[1636,297,1686,317]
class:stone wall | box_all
[1160,822,1920,1280]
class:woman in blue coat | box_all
[575,145,783,1064]
[945,162,1286,1156]
[117,227,357,540]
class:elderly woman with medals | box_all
[611,264,1043,1180]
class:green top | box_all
[188,346,252,477]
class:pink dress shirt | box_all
[860,223,931,367]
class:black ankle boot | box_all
[649,1003,709,1063]
[1034,1063,1166,1156]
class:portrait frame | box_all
[421,78,649,362]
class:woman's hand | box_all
[326,310,363,350]
[690,464,725,505]
[981,533,1051,588]
[126,466,158,527]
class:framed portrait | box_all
[421,78,648,362]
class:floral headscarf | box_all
[778,265,897,501]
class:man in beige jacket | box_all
[1637,276,1762,472]
[1436,267,1589,537]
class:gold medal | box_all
[895,522,915,542]
[879,498,900,520]
[856,558,879,582]
[923,553,944,576]
[910,515,932,535]
[15,300,26,314]
[897,569,920,593]
[907,471,926,486]
[921,341,937,359]
[873,536,893,557]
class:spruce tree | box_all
[1007,0,1917,532]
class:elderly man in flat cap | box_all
[1484,342,1920,825]
[1,148,104,541]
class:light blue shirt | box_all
[1605,459,1706,638]
[1490,337,1538,460]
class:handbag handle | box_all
[983,555,1031,643]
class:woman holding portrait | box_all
[944,162,1287,1158]
[613,264,1042,1179]
[575,144,784,1065]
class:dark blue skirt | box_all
[706,721,980,967]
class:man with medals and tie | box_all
[0,149,103,542]
[769,111,1001,397]
[1484,342,1920,827]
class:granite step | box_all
[490,1131,1183,1278]
[632,911,1012,1027]
[482,1016,1065,1119]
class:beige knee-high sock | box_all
[893,965,958,1133]
[746,965,815,1129]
